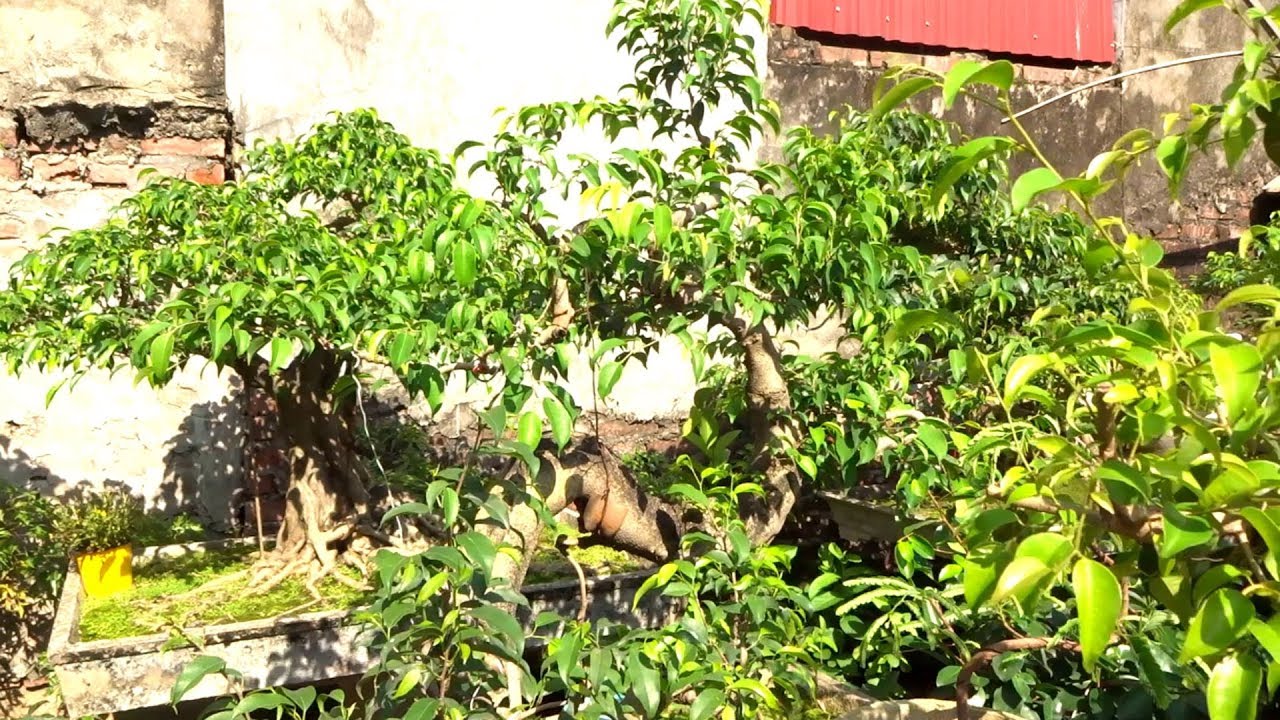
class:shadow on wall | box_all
[159,395,248,535]
[0,382,247,534]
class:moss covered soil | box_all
[78,544,366,642]
[78,539,650,642]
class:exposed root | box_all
[171,569,249,601]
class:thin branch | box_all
[956,638,1080,720]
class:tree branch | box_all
[956,638,1080,720]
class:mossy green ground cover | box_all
[78,545,365,642]
[79,540,648,642]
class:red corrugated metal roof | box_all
[771,0,1116,64]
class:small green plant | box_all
[0,484,64,615]
[133,512,209,547]
[54,488,142,555]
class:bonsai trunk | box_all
[240,349,378,593]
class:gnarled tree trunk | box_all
[238,349,378,592]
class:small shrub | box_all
[134,512,209,547]
[54,488,142,555]
[0,484,64,616]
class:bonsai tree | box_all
[0,0,1097,601]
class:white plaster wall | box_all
[224,0,796,425]
[0,1,241,526]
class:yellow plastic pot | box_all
[76,545,133,597]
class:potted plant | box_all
[54,489,141,598]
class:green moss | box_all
[524,539,650,585]
[78,545,367,642]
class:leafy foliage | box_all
[852,3,1280,717]
[17,0,1280,718]
[53,487,141,555]
[0,485,63,616]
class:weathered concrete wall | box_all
[767,0,1270,263]
[0,0,241,528]
[0,0,225,108]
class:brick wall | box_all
[0,104,229,256]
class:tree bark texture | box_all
[238,349,377,591]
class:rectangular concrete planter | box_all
[47,540,673,718]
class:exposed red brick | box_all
[31,154,81,182]
[0,220,22,240]
[818,45,867,65]
[186,161,225,185]
[921,53,956,73]
[0,116,17,150]
[96,134,134,153]
[132,155,195,186]
[0,156,19,181]
[86,159,134,186]
[140,137,225,157]
[1182,223,1216,241]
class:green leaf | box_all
[1181,589,1255,661]
[690,688,724,720]
[870,76,938,120]
[1016,532,1074,566]
[653,204,673,245]
[1165,0,1224,32]
[1098,460,1152,503]
[797,455,818,479]
[1216,284,1280,311]
[471,605,525,652]
[990,556,1052,606]
[597,360,624,399]
[916,422,948,459]
[1194,565,1247,606]
[627,654,661,717]
[382,502,432,524]
[268,337,293,373]
[393,667,422,698]
[1241,507,1280,578]
[886,309,959,342]
[1002,353,1056,407]
[1160,504,1216,558]
[1011,167,1064,212]
[517,411,542,448]
[942,60,1015,108]
[1133,635,1174,709]
[1209,342,1262,425]
[543,395,574,451]
[149,330,175,379]
[1207,653,1261,720]
[386,332,415,368]
[232,693,290,716]
[456,531,498,575]
[930,137,1014,211]
[1073,558,1123,674]
[1156,134,1190,193]
[171,655,225,704]
[964,550,1007,608]
[453,238,478,287]
[1202,464,1261,508]
[1251,618,1280,661]
[404,698,440,720]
